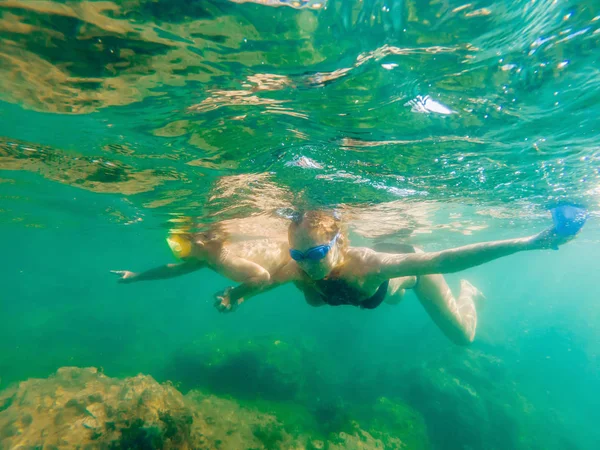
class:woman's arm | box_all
[374,227,574,279]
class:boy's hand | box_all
[110,270,138,283]
[214,287,244,313]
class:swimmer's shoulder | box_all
[346,246,379,259]
[344,247,384,271]
[344,246,414,276]
[277,258,304,282]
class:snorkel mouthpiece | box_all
[167,234,192,259]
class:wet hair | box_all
[288,210,348,250]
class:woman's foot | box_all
[460,279,486,309]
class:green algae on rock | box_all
[0,367,196,449]
[400,348,575,450]
[0,367,425,449]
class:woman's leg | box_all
[407,246,483,345]
[413,275,484,345]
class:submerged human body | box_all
[113,206,586,345]
[111,216,291,288]
[212,206,586,345]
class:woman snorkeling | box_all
[211,205,587,345]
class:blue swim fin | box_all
[550,204,587,237]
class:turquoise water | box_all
[1,0,599,449]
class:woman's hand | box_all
[529,205,587,250]
[528,226,580,251]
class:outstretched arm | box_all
[215,279,282,311]
[375,228,573,279]
[111,260,204,283]
[215,261,299,312]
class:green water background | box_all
[1,177,599,448]
[1,0,600,448]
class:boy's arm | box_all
[111,260,204,283]
[215,261,299,312]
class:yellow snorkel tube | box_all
[167,233,193,260]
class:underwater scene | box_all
[0,0,599,449]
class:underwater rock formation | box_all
[0,367,196,449]
[159,334,432,448]
[159,335,311,402]
[0,366,420,449]
[400,348,574,450]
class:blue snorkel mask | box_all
[289,233,339,262]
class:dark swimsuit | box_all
[314,278,390,310]
[311,243,419,310]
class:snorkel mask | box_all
[289,233,339,262]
